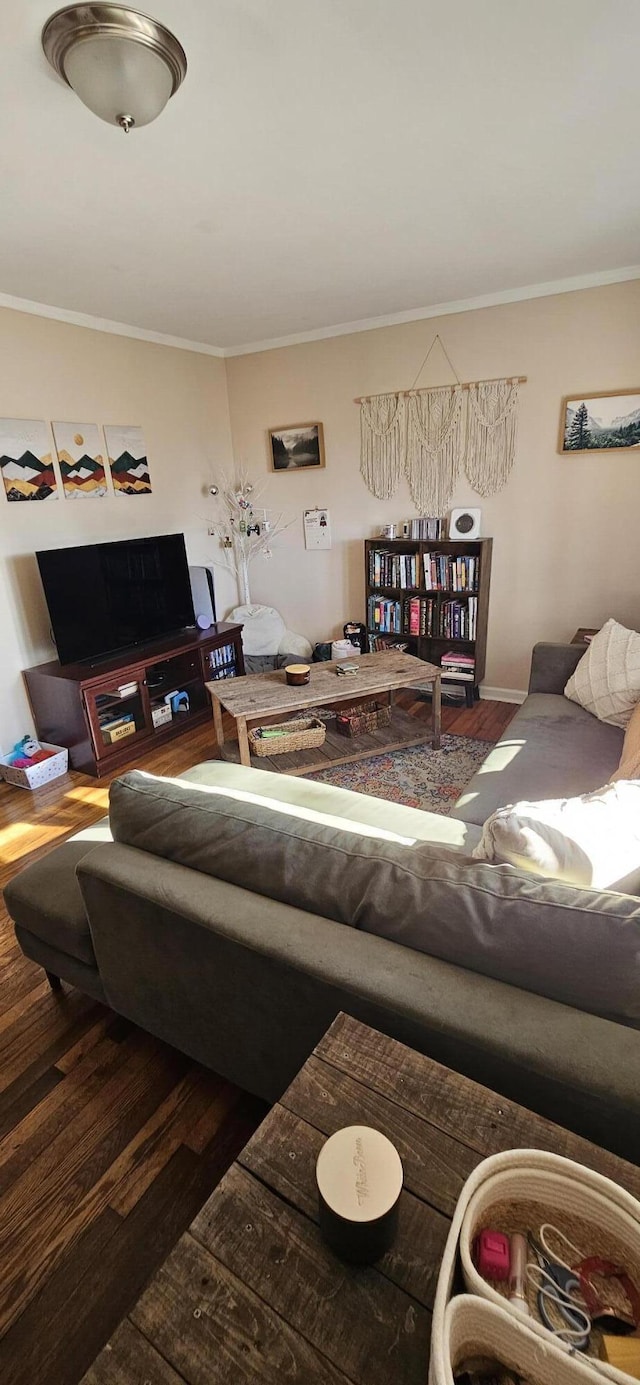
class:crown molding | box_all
[221,264,640,357]
[0,292,225,357]
[1,262,639,360]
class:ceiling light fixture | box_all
[42,3,187,133]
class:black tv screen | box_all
[37,533,196,665]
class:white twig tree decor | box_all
[208,470,293,606]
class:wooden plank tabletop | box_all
[206,651,440,720]
[83,1015,640,1384]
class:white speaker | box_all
[189,565,217,629]
[449,507,481,540]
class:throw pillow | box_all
[564,617,640,728]
[611,699,640,781]
[472,780,640,891]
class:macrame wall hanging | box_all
[356,335,525,512]
[360,392,405,499]
[406,386,463,513]
[465,377,520,496]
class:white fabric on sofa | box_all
[472,779,640,892]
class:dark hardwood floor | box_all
[0,693,516,1384]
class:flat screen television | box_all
[36,533,196,666]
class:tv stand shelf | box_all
[23,622,244,778]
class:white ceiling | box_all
[2,0,639,353]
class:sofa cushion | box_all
[108,769,640,1024]
[612,699,640,781]
[452,694,624,827]
[3,818,112,966]
[472,780,640,893]
[179,759,482,851]
[564,618,640,728]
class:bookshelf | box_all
[365,537,492,705]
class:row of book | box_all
[207,642,237,671]
[423,553,479,592]
[440,598,478,640]
[405,597,436,636]
[368,549,419,588]
[368,595,478,640]
[368,634,408,653]
[367,597,405,634]
[441,651,475,683]
[406,516,446,540]
[368,549,479,593]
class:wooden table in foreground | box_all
[206,650,441,773]
[83,1015,640,1385]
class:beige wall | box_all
[0,307,235,748]
[225,280,640,695]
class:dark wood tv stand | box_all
[24,622,244,778]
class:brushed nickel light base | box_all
[42,4,187,130]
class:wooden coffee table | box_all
[83,1014,640,1385]
[206,650,441,772]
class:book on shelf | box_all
[368,635,409,652]
[99,711,135,732]
[402,597,437,637]
[209,643,235,669]
[368,594,437,636]
[442,650,475,666]
[439,596,478,640]
[423,552,478,592]
[368,549,418,589]
[368,593,477,640]
[406,517,446,541]
[441,650,476,682]
[367,596,403,634]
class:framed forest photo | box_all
[269,422,325,472]
[559,390,640,454]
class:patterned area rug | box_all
[307,733,490,814]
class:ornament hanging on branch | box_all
[464,379,520,496]
[207,469,292,606]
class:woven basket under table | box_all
[248,716,326,757]
[335,700,392,738]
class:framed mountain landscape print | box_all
[269,422,325,472]
[0,418,58,501]
[104,424,152,495]
[559,389,640,454]
[52,421,107,498]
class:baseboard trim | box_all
[479,686,526,704]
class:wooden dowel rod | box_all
[354,375,527,404]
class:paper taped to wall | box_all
[304,508,331,550]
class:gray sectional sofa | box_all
[6,642,640,1161]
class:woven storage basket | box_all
[248,716,326,757]
[430,1150,640,1385]
[335,700,392,737]
[439,1295,609,1385]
